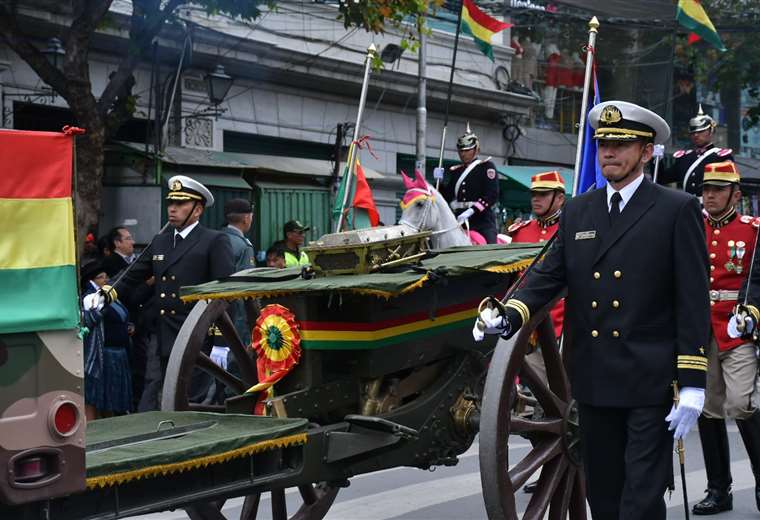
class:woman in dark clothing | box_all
[80,261,133,419]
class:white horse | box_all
[398,170,475,249]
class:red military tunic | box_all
[706,211,760,351]
[508,212,564,338]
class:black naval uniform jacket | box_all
[120,225,234,356]
[441,159,499,236]
[509,177,710,407]
[658,145,733,196]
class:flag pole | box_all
[336,44,376,233]
[435,0,465,190]
[571,16,600,197]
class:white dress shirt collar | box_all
[174,220,199,240]
[606,173,645,213]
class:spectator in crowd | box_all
[275,220,310,267]
[97,234,112,259]
[266,244,286,268]
[221,199,255,273]
[102,226,136,277]
[219,198,256,354]
[80,260,133,419]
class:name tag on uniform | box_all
[153,254,165,261]
[575,230,596,240]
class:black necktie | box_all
[610,192,622,226]
[174,233,183,249]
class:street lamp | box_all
[205,64,233,106]
[42,38,65,71]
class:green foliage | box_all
[338,0,438,33]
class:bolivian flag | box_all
[677,0,726,51]
[0,130,79,334]
[461,0,512,61]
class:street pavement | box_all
[129,421,756,520]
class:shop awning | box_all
[114,142,384,179]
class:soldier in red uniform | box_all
[508,171,566,338]
[694,160,760,515]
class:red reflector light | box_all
[52,402,79,436]
[15,456,47,483]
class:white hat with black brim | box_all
[166,175,215,207]
[589,100,670,146]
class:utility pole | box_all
[416,21,427,175]
[332,122,344,192]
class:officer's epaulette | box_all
[507,219,531,234]
[717,148,733,157]
[673,149,692,159]
[739,215,760,228]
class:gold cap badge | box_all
[171,180,182,191]
[600,105,622,124]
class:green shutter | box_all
[255,184,331,255]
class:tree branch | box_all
[0,6,69,97]
[96,0,184,116]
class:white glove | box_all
[457,207,476,224]
[82,292,105,311]
[665,386,705,440]
[472,307,510,342]
[727,310,755,339]
[210,346,230,370]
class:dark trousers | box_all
[472,220,497,244]
[579,403,673,520]
[137,335,163,412]
[137,333,215,411]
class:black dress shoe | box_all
[692,489,733,515]
[523,480,538,494]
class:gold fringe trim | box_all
[85,432,308,489]
[483,258,534,274]
[179,257,536,303]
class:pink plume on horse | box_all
[401,170,415,189]
[400,169,433,209]
[413,169,428,189]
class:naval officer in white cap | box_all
[475,101,710,519]
[117,174,234,410]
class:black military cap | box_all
[80,260,106,282]
[224,198,253,215]
[283,220,310,234]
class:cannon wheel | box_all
[162,299,340,520]
[479,306,587,520]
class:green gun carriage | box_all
[2,225,585,520]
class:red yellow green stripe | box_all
[461,0,512,61]
[0,130,79,334]
[677,0,725,51]
[299,302,478,350]
[0,198,75,269]
[0,130,73,198]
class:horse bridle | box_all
[399,186,464,237]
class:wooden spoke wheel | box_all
[479,305,587,520]
[162,299,340,520]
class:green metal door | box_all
[255,183,331,255]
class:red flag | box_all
[353,162,380,227]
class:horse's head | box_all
[399,169,440,231]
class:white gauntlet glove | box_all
[457,207,476,224]
[210,346,230,370]
[665,387,704,440]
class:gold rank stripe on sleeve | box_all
[677,354,708,372]
[506,299,530,325]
